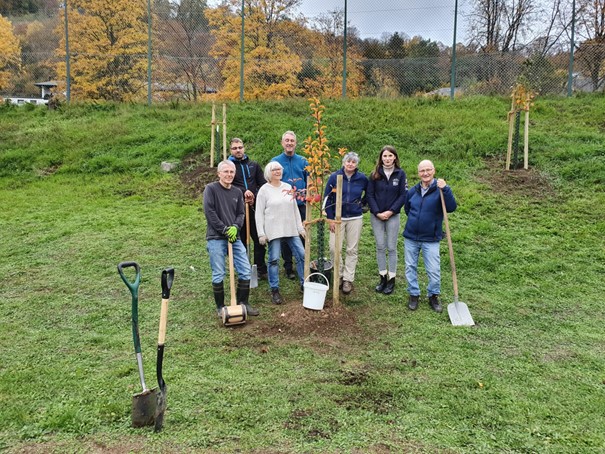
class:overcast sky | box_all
[294,0,470,45]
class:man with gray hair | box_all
[271,131,309,280]
[203,160,259,317]
[323,152,369,294]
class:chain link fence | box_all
[0,0,603,103]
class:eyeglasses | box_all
[418,168,434,174]
[231,146,243,150]
[271,168,282,172]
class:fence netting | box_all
[0,0,603,102]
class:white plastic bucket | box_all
[303,272,330,310]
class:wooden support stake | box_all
[524,108,529,170]
[506,95,515,171]
[304,176,312,280]
[332,175,343,306]
[222,103,227,161]
[210,102,216,167]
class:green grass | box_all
[1,95,605,453]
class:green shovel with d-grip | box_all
[118,261,157,427]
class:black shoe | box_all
[300,284,304,292]
[285,270,296,280]
[243,303,259,316]
[428,294,443,313]
[271,288,283,305]
[383,277,395,295]
[258,272,268,280]
[408,295,419,310]
[375,275,387,293]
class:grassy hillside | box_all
[1,95,604,453]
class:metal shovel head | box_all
[132,387,158,427]
[447,301,475,327]
[221,304,247,326]
[154,386,167,432]
[250,264,258,288]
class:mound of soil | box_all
[479,157,554,198]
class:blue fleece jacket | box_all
[366,167,408,215]
[403,179,457,242]
[271,152,309,206]
[323,168,369,220]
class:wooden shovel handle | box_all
[440,189,459,299]
[227,241,237,306]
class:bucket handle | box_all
[304,272,330,290]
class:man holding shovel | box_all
[403,160,457,313]
[203,160,259,317]
[228,138,268,279]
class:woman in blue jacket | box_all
[366,146,408,295]
[323,152,368,294]
[403,160,457,313]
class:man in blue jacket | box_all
[271,131,309,280]
[403,160,457,313]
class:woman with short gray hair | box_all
[322,151,369,294]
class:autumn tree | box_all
[155,0,218,101]
[206,0,303,100]
[0,14,20,91]
[575,0,605,91]
[300,9,364,98]
[56,0,149,101]
[467,0,538,52]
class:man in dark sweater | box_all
[203,160,259,317]
[228,138,267,278]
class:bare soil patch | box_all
[479,157,555,198]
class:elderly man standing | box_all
[228,138,267,279]
[271,131,309,280]
[203,160,259,317]
[403,160,457,313]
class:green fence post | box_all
[63,0,71,103]
[450,0,458,100]
[147,0,152,106]
[567,0,576,97]
[342,0,347,99]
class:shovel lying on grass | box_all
[154,267,174,432]
[117,261,157,427]
[440,189,475,327]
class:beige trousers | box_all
[329,217,363,282]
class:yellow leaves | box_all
[510,82,535,112]
[0,14,21,90]
[55,0,148,101]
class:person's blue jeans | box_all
[268,236,305,289]
[281,204,306,272]
[207,239,251,284]
[404,238,441,296]
[370,213,400,274]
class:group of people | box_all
[203,131,457,318]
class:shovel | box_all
[245,203,258,288]
[440,189,475,327]
[154,267,174,432]
[221,242,247,326]
[117,261,158,427]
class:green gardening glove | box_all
[225,225,238,243]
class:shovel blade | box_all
[132,388,158,428]
[448,301,475,327]
[250,264,258,288]
[154,386,167,432]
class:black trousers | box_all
[244,204,267,274]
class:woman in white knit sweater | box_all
[256,161,306,304]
